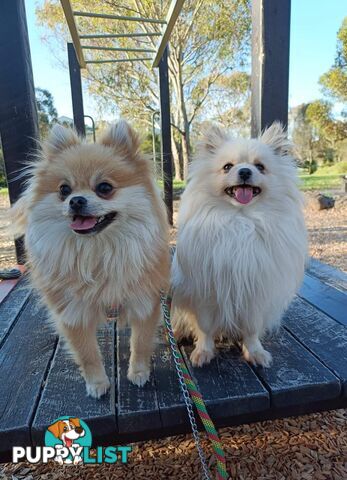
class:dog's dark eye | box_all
[223,163,233,172]
[96,182,113,197]
[255,163,265,173]
[63,426,68,432]
[59,184,72,198]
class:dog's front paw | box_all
[85,374,110,399]
[190,347,215,367]
[127,364,150,387]
[242,344,272,368]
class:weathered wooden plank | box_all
[284,297,347,396]
[181,343,269,420]
[254,328,341,408]
[299,273,347,326]
[0,279,31,345]
[0,296,56,458]
[307,257,347,292]
[152,329,187,428]
[32,322,116,447]
[117,325,161,434]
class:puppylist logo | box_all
[13,416,131,465]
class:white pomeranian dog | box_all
[171,122,307,368]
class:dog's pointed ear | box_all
[99,120,140,158]
[48,420,64,439]
[44,124,80,159]
[199,124,229,155]
[260,122,292,156]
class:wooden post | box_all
[251,0,291,137]
[158,46,173,225]
[0,0,39,263]
[68,42,85,137]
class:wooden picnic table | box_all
[0,258,346,462]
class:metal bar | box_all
[84,115,96,142]
[0,0,40,263]
[158,46,173,225]
[68,42,85,136]
[152,0,185,68]
[60,0,86,68]
[251,0,291,137]
[81,45,155,53]
[80,32,161,39]
[74,11,166,24]
[86,58,152,64]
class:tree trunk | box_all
[172,135,183,180]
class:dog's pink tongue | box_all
[234,186,254,204]
[70,216,97,230]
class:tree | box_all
[36,0,251,180]
[319,17,347,104]
[306,100,347,162]
[35,88,58,138]
[291,104,317,173]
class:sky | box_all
[26,0,346,121]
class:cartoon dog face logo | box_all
[47,418,85,464]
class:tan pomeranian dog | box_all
[172,123,307,368]
[12,120,170,398]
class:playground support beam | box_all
[68,43,86,137]
[158,46,173,225]
[251,0,291,137]
[0,0,39,263]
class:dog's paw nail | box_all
[86,376,110,399]
[127,368,150,387]
[190,348,215,367]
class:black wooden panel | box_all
[116,326,161,434]
[284,297,347,396]
[254,328,341,408]
[32,323,116,447]
[0,0,39,261]
[159,45,173,225]
[181,343,269,420]
[251,0,291,137]
[152,329,187,428]
[0,280,31,345]
[67,42,85,137]
[307,258,347,292]
[0,296,56,458]
[299,274,347,326]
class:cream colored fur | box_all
[12,121,169,398]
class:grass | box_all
[298,174,344,191]
[0,188,8,195]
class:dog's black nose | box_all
[69,196,87,212]
[238,168,252,182]
[75,426,83,434]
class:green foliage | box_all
[306,100,347,154]
[319,17,347,103]
[36,87,58,139]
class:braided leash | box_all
[160,293,228,480]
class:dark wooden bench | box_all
[0,258,346,462]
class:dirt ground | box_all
[0,190,346,479]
